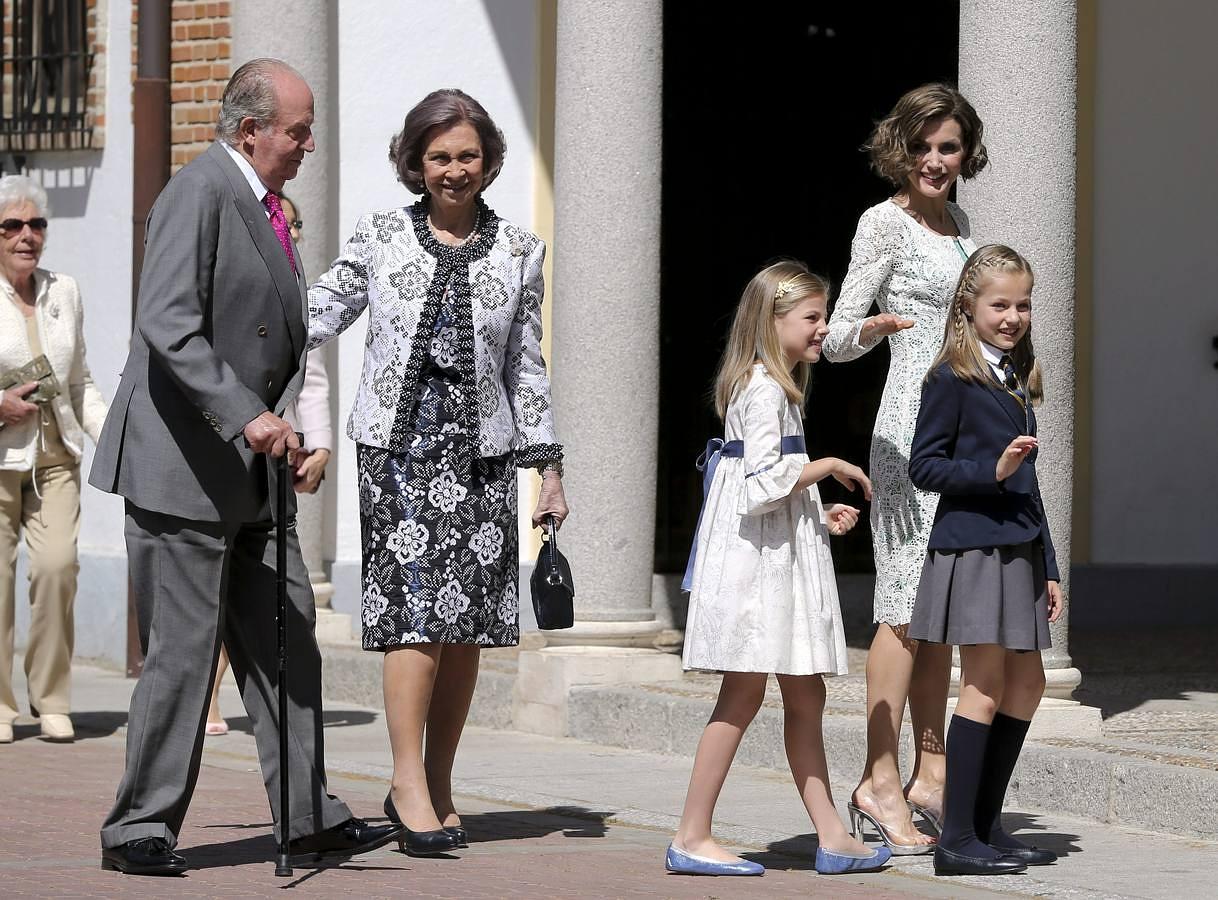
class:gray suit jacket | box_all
[91,142,306,523]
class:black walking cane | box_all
[275,451,292,877]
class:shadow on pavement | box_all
[435,807,615,843]
[221,708,379,736]
[1072,627,1218,718]
[1002,811,1082,856]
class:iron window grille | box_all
[1,0,94,152]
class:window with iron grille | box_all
[1,0,94,152]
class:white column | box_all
[958,0,1082,699]
[232,3,349,642]
[545,0,667,648]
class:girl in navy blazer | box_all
[907,245,1062,877]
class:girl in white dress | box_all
[667,262,889,877]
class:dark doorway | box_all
[657,7,960,576]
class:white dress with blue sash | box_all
[683,365,848,676]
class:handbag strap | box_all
[544,515,564,585]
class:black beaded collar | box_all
[408,195,499,263]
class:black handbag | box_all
[530,515,574,630]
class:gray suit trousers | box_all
[100,502,351,849]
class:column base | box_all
[540,618,668,649]
[952,664,1082,701]
[315,607,355,645]
[512,646,683,737]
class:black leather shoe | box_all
[991,843,1057,866]
[290,817,404,860]
[444,825,469,848]
[933,845,1027,876]
[384,792,461,856]
[101,837,187,876]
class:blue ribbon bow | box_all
[681,434,806,592]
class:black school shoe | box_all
[101,837,188,876]
[990,841,1057,866]
[933,844,1028,876]
[289,817,404,860]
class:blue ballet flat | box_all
[814,845,892,874]
[664,843,765,876]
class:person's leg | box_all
[205,645,230,732]
[21,463,80,725]
[852,623,933,847]
[423,643,480,829]
[383,643,446,832]
[222,519,352,842]
[904,638,951,819]
[100,505,229,849]
[0,470,23,728]
[776,674,871,855]
[976,651,1046,849]
[937,644,1006,860]
[673,671,768,861]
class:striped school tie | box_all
[1000,354,1027,406]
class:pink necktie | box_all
[263,192,297,275]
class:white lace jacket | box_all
[0,269,108,470]
[307,200,561,466]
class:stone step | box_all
[318,642,1218,841]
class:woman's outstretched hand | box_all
[861,313,915,340]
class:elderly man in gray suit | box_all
[91,59,401,876]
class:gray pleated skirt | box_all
[908,542,1052,651]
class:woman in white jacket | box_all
[0,175,107,744]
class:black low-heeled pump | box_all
[444,825,469,848]
[383,792,461,857]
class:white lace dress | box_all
[823,199,976,626]
[683,366,848,677]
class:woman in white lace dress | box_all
[823,84,988,853]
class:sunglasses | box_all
[0,217,48,233]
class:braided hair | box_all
[927,244,1043,404]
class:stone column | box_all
[545,0,666,649]
[958,0,1083,702]
[232,3,350,643]
[512,0,681,734]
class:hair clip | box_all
[774,279,799,300]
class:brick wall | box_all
[132,1,231,171]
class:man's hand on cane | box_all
[243,411,300,458]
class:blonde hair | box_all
[713,261,830,420]
[930,244,1043,404]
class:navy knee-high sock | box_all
[975,712,1032,849]
[939,714,1001,859]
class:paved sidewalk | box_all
[3,659,1212,898]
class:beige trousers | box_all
[0,461,80,722]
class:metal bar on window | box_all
[2,0,93,151]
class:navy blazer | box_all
[909,363,1060,581]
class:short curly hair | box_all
[865,83,988,187]
[388,89,506,195]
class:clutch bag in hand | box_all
[0,354,60,404]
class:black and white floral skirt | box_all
[357,439,519,650]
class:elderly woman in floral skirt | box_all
[309,89,567,856]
